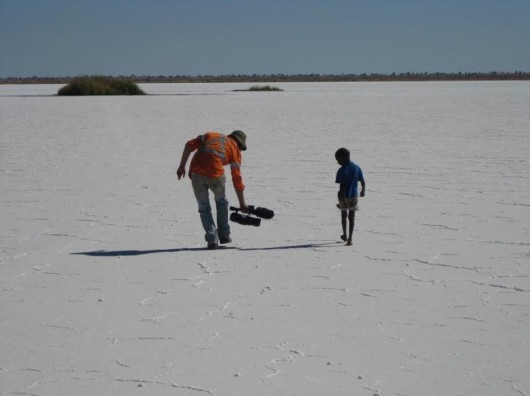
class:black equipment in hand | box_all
[230,212,261,227]
[229,205,275,227]
[249,206,274,219]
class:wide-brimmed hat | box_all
[229,130,247,151]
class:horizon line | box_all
[2,71,530,83]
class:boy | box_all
[335,148,366,246]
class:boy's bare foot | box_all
[340,234,347,241]
[346,240,353,246]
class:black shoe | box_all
[219,236,232,244]
[207,242,218,250]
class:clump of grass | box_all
[248,85,283,91]
[58,76,146,96]
[233,85,283,92]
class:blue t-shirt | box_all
[336,161,364,198]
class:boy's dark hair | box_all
[335,148,350,161]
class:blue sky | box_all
[1,0,529,77]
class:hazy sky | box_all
[1,0,529,77]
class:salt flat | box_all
[1,82,529,395]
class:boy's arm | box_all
[338,184,346,201]
[360,180,366,197]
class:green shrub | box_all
[247,85,283,91]
[233,85,283,92]
[58,76,146,96]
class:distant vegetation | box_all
[234,85,283,92]
[2,71,529,85]
[248,85,282,91]
[57,76,146,96]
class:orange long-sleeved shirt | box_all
[187,132,245,191]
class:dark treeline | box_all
[2,71,529,84]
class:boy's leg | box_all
[346,210,355,245]
[341,211,347,241]
[339,192,348,241]
[191,174,218,244]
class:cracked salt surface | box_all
[1,82,529,395]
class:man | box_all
[177,130,249,249]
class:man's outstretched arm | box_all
[176,144,193,179]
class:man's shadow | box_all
[70,247,230,256]
[71,242,340,257]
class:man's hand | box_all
[235,190,248,212]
